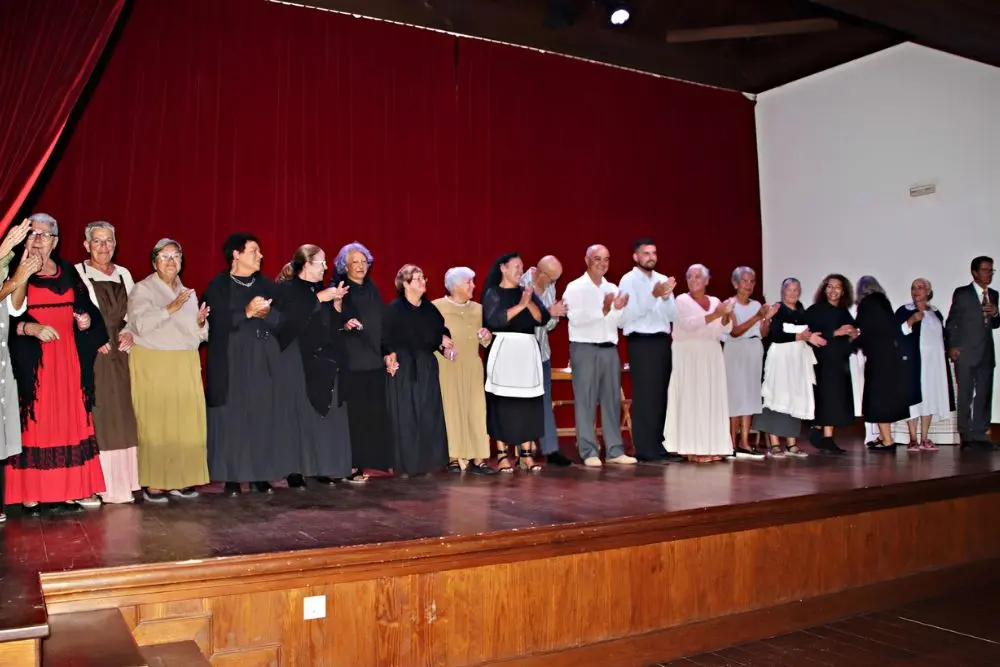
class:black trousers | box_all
[955,357,995,442]
[626,334,672,459]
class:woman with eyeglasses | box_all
[7,213,108,516]
[274,245,352,489]
[127,238,210,502]
[73,221,140,504]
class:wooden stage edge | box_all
[24,470,1000,666]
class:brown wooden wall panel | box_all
[0,638,38,667]
[211,646,281,667]
[38,493,1000,666]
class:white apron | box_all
[485,332,544,398]
[761,323,817,420]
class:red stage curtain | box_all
[0,0,126,228]
[31,0,761,369]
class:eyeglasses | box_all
[29,231,57,240]
[309,260,328,266]
[157,252,182,262]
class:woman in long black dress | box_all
[204,233,291,496]
[383,264,451,476]
[854,275,911,451]
[332,242,392,481]
[275,244,353,488]
[805,273,858,453]
[482,253,551,472]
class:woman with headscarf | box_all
[203,233,291,496]
[896,278,951,450]
[432,267,495,474]
[331,242,393,480]
[382,264,451,476]
[805,274,858,453]
[74,221,140,504]
[482,252,551,472]
[128,238,210,502]
[7,213,108,515]
[854,275,911,451]
[274,245,352,488]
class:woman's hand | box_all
[197,302,210,327]
[245,296,271,319]
[908,310,925,327]
[11,253,42,285]
[344,318,363,331]
[0,220,31,257]
[384,352,399,376]
[548,300,568,317]
[808,332,827,347]
[74,312,91,331]
[833,324,856,337]
[98,343,112,355]
[24,323,59,343]
[476,327,492,345]
[117,332,134,352]
[317,282,349,303]
[519,287,533,307]
[168,288,194,314]
[441,335,456,361]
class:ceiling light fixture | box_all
[605,1,631,27]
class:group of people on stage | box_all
[0,214,996,521]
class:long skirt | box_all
[386,350,448,475]
[752,408,802,439]
[342,368,395,471]
[664,338,732,456]
[487,396,544,445]
[724,337,763,417]
[275,341,352,478]
[130,346,209,491]
[437,350,490,461]
[93,345,140,503]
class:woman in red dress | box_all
[6,214,108,515]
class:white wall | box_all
[756,42,1000,421]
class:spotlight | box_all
[605,1,631,26]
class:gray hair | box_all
[28,212,58,236]
[912,277,934,301]
[444,266,475,293]
[686,263,709,281]
[334,242,374,276]
[150,237,183,265]
[854,275,885,304]
[731,266,755,286]
[84,221,116,242]
[780,277,801,298]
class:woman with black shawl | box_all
[274,244,352,488]
[331,242,393,480]
[7,213,109,515]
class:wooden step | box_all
[139,641,211,666]
[42,609,146,667]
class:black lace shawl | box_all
[9,259,109,428]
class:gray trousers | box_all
[569,342,624,460]
[539,360,559,455]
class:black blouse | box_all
[382,296,450,357]
[766,302,808,344]
[334,274,385,372]
[483,286,550,334]
[806,300,855,362]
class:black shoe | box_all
[142,488,170,504]
[287,474,307,490]
[251,481,274,494]
[49,502,85,515]
[662,453,686,463]
[546,451,574,467]
[223,482,242,497]
[820,437,846,454]
[467,461,498,475]
[314,476,337,486]
[22,503,44,516]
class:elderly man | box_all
[562,245,636,467]
[617,238,683,463]
[520,255,572,466]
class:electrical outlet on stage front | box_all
[303,595,326,620]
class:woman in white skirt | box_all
[896,278,950,451]
[724,266,774,458]
[664,264,733,463]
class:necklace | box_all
[230,273,255,288]
[445,296,470,307]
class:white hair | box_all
[686,263,709,281]
[731,266,755,285]
[444,266,475,293]
[28,212,58,236]
[85,221,116,242]
[334,242,374,276]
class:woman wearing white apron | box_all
[482,253,551,472]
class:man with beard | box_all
[617,238,683,463]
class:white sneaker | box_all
[75,496,103,509]
[606,455,637,465]
[583,456,603,467]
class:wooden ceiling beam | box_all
[666,18,839,44]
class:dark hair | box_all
[278,244,322,283]
[483,252,520,292]
[223,233,259,265]
[633,238,656,253]
[972,256,994,273]
[813,273,853,309]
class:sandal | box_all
[768,445,786,458]
[867,438,896,452]
[496,443,514,473]
[343,469,369,484]
[920,439,939,451]
[906,441,921,452]
[786,445,808,458]
[518,443,543,473]
[447,460,463,473]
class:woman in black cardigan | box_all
[274,244,352,489]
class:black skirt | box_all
[386,350,448,475]
[487,395,544,445]
[341,368,395,471]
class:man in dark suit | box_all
[946,255,1000,447]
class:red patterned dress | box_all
[4,271,106,504]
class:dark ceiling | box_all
[279,0,1000,93]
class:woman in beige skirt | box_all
[127,238,210,502]
[432,267,496,474]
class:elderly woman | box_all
[333,242,393,480]
[664,264,733,462]
[127,238,209,502]
[432,267,495,474]
[383,265,451,476]
[204,233,291,496]
[0,220,37,523]
[805,274,858,453]
[754,278,825,457]
[723,266,772,458]
[854,275,911,451]
[896,278,950,450]
[73,221,140,504]
[7,213,108,515]
[482,252,551,472]
[274,245,352,488]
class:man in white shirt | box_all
[562,245,637,467]
[617,238,682,463]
